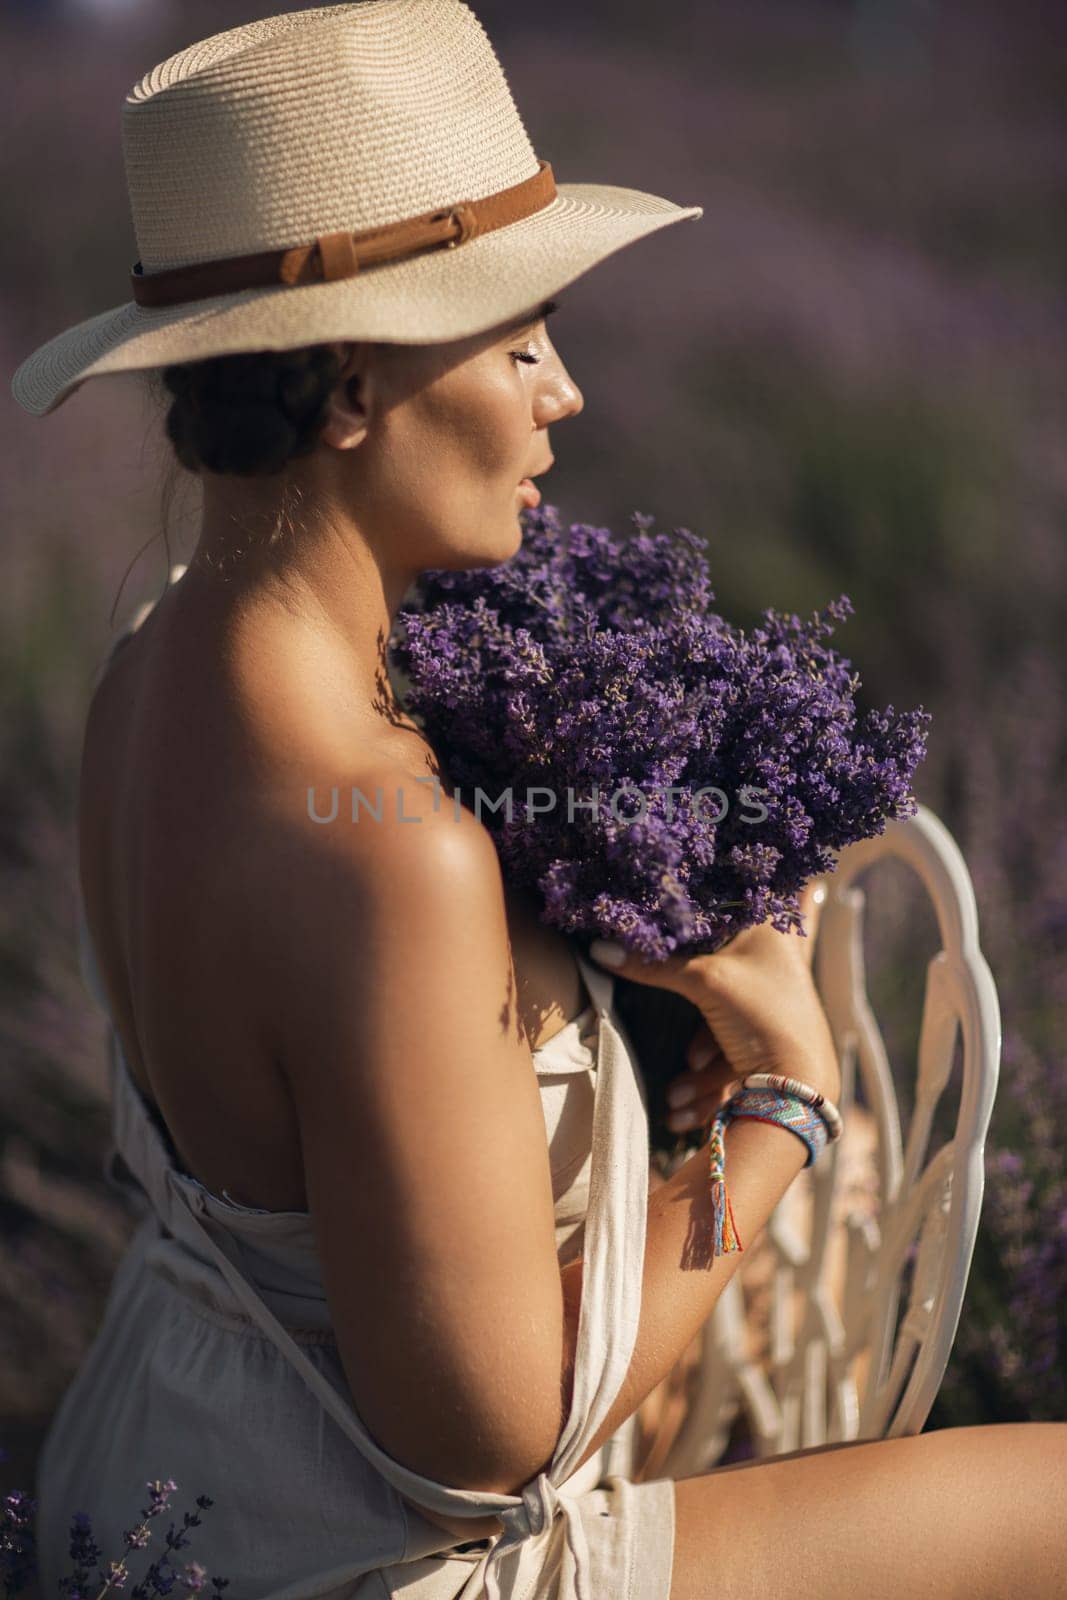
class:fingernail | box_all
[667,1082,696,1108]
[589,939,626,969]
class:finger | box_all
[666,1102,706,1133]
[586,935,704,1001]
[796,877,828,968]
[675,1065,738,1104]
[667,1084,735,1131]
[685,1021,722,1072]
[687,1040,727,1076]
[797,877,826,923]
[667,1059,737,1118]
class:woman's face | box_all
[319,300,583,572]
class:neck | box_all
[178,472,419,733]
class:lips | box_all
[515,454,550,508]
[517,455,552,509]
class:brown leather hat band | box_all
[131,159,557,309]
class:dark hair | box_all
[159,344,345,476]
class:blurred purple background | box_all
[2,0,1066,1532]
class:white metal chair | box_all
[646,804,1001,1477]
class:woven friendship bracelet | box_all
[740,1071,845,1141]
[706,1079,844,1257]
[726,1086,834,1168]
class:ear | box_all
[320,340,374,450]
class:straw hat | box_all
[10,0,703,418]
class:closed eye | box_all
[510,350,541,365]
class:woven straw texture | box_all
[11,0,703,417]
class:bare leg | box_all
[667,1422,1067,1600]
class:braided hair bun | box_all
[161,344,345,476]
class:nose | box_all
[536,360,584,427]
[561,370,584,419]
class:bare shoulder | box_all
[263,752,508,971]
[259,751,519,1078]
[333,756,503,881]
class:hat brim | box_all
[11,184,702,417]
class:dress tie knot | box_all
[467,1472,592,1600]
[513,1472,561,1539]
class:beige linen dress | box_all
[36,667,677,1600]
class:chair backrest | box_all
[654,804,1001,1477]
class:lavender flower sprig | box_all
[0,1470,228,1600]
[1,1490,36,1598]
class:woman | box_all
[12,6,1067,1600]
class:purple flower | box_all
[1,1487,38,1597]
[0,1472,229,1600]
[390,503,930,961]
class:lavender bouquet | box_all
[388,504,929,1158]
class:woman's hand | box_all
[662,878,829,1136]
[591,877,839,1121]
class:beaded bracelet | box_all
[707,1075,844,1257]
[740,1072,845,1143]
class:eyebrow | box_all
[503,298,560,337]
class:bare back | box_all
[77,582,587,1213]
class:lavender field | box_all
[2,0,1065,1535]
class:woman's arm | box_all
[410,1110,817,1542]
[554,1092,829,1480]
[266,768,570,1511]
[549,880,838,1478]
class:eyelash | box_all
[510,350,541,365]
